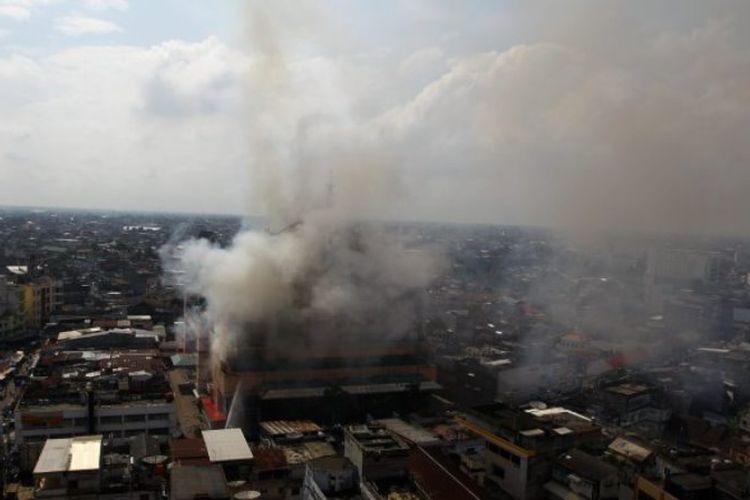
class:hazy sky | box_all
[2,1,750,234]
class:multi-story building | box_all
[33,435,103,498]
[22,276,64,329]
[7,267,64,330]
[0,275,24,339]
[302,456,359,500]
[32,434,163,499]
[457,403,603,499]
[545,449,619,500]
[15,348,176,451]
[210,314,440,435]
[16,399,177,444]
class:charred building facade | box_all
[209,302,439,435]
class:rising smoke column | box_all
[167,1,442,362]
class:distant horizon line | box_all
[3,203,745,242]
[0,203,543,231]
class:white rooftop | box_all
[34,435,102,475]
[203,428,253,463]
[6,265,27,275]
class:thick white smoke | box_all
[378,1,750,236]
[170,1,442,361]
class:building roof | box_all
[282,441,336,465]
[260,381,441,400]
[558,449,617,481]
[251,447,287,471]
[203,428,253,463]
[34,435,102,474]
[668,473,713,491]
[376,418,440,446]
[170,464,229,500]
[170,438,209,465]
[260,420,322,437]
[6,265,27,276]
[170,353,197,368]
[608,437,653,463]
[605,383,650,397]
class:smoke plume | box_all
[169,2,442,361]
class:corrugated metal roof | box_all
[376,418,439,445]
[203,428,253,463]
[260,420,322,436]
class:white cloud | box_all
[0,0,63,21]
[0,38,250,214]
[372,13,750,234]
[54,14,122,36]
[0,4,30,20]
[83,0,128,11]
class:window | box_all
[486,441,500,454]
[511,454,521,466]
[492,464,505,479]
[100,415,121,425]
[124,414,146,423]
[147,413,169,421]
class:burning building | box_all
[169,207,443,435]
[209,299,440,434]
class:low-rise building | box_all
[33,435,102,498]
[344,423,410,482]
[302,456,359,500]
[15,348,176,451]
[457,402,603,499]
[545,448,619,500]
[203,428,254,481]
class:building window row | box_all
[491,464,505,479]
[485,440,521,466]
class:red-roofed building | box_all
[200,396,226,429]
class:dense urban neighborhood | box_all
[2,208,750,499]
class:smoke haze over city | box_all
[7,3,750,499]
